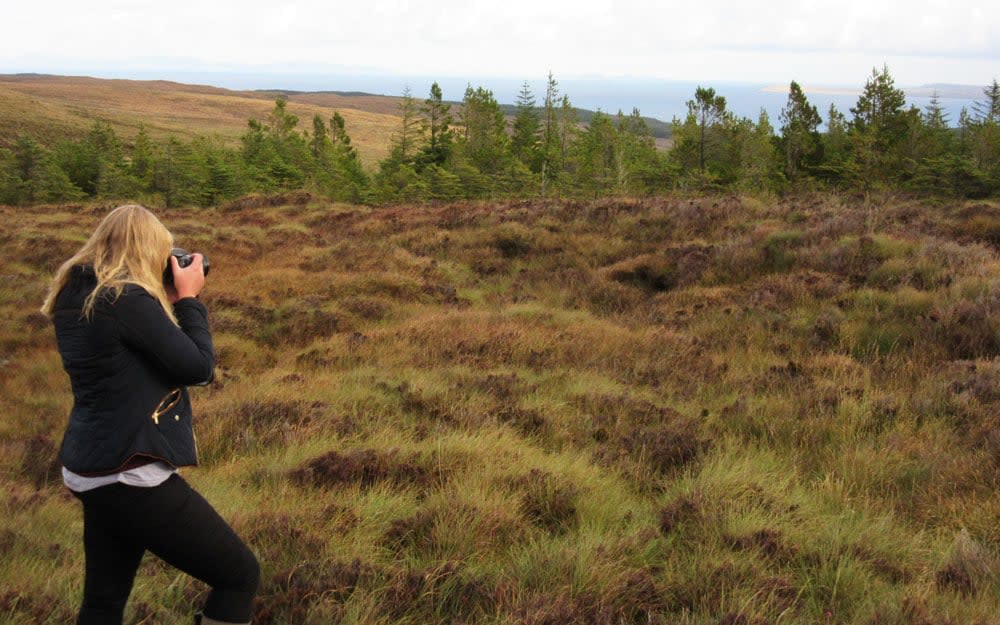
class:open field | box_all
[2,193,1000,624]
[0,75,400,166]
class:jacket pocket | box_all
[151,388,181,425]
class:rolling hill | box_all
[0,74,673,169]
[0,74,401,166]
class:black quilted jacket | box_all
[52,265,214,475]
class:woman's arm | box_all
[116,288,215,385]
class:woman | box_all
[42,205,259,625]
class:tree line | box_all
[1,66,999,207]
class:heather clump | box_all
[289,448,438,490]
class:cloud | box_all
[2,0,997,84]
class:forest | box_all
[2,66,998,208]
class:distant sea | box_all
[103,70,985,129]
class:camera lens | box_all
[163,247,209,286]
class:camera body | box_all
[163,248,211,286]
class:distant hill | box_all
[264,88,673,139]
[0,75,672,166]
[0,74,400,165]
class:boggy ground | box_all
[2,192,1000,624]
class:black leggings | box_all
[72,474,259,624]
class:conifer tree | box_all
[459,85,510,176]
[540,72,562,191]
[557,95,578,166]
[908,92,965,195]
[153,137,203,207]
[614,108,664,194]
[816,103,850,183]
[130,126,156,192]
[739,110,782,194]
[688,87,728,171]
[53,121,121,196]
[389,86,424,165]
[330,112,357,158]
[972,79,1000,124]
[848,65,909,188]
[574,110,617,197]
[266,98,299,142]
[511,81,540,169]
[311,114,330,160]
[779,81,822,183]
[918,93,953,160]
[328,112,368,202]
[241,99,309,190]
[5,137,82,204]
[376,86,429,203]
[669,86,731,188]
[961,79,1000,194]
[418,82,454,169]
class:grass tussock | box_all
[4,193,1000,624]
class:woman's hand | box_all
[168,253,206,302]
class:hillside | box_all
[0,74,673,168]
[2,194,1000,624]
[0,74,400,166]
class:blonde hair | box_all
[41,204,177,324]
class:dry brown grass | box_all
[0,74,397,166]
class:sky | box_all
[2,0,998,88]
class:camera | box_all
[163,248,211,286]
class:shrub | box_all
[289,448,437,490]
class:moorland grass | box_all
[2,194,1000,624]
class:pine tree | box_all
[511,81,540,169]
[328,112,368,202]
[266,98,299,142]
[417,82,454,169]
[459,85,510,176]
[972,79,1000,124]
[848,65,909,188]
[779,81,822,183]
[330,112,357,159]
[130,125,156,192]
[688,87,728,171]
[153,137,194,207]
[574,110,618,197]
[668,86,731,188]
[376,86,430,203]
[908,94,964,196]
[196,137,243,206]
[739,110,782,194]
[540,72,562,191]
[240,99,309,191]
[614,108,664,194]
[6,137,82,204]
[52,121,122,196]
[557,96,578,164]
[311,114,330,160]
[924,92,950,130]
[961,80,1000,195]
[389,86,424,165]
[816,103,850,183]
[0,148,16,204]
